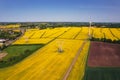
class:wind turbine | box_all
[89,17,92,39]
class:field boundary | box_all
[109,28,119,40]
[73,27,82,39]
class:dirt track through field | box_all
[0,52,8,60]
[62,40,87,80]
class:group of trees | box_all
[90,37,120,44]
[20,22,120,29]
[0,30,22,40]
[0,30,22,51]
[1,22,120,29]
[94,22,120,28]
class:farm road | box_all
[62,40,88,80]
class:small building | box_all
[0,39,6,43]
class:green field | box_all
[0,44,44,68]
[84,67,120,80]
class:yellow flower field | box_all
[13,27,71,45]
[41,27,70,38]
[13,27,120,45]
[102,28,118,41]
[109,28,120,39]
[92,27,104,38]
[0,39,86,80]
[75,27,89,39]
[30,30,45,39]
[58,27,81,39]
[67,41,90,80]
[13,38,54,44]
[0,24,20,29]
[21,30,36,39]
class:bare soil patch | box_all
[88,41,120,67]
[0,52,8,60]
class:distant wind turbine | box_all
[89,17,92,39]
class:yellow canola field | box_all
[13,30,21,32]
[21,31,35,39]
[109,28,120,39]
[41,29,59,38]
[118,28,120,31]
[13,38,54,44]
[75,27,89,39]
[21,28,43,39]
[13,27,120,45]
[13,28,71,45]
[0,39,84,80]
[30,30,45,39]
[20,27,70,39]
[26,29,40,31]
[58,27,81,39]
[67,41,90,80]
[21,29,45,39]
[102,28,118,41]
[41,27,70,38]
[48,27,70,38]
[0,24,20,28]
[92,27,104,38]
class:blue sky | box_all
[0,0,120,22]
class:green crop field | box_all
[84,67,120,80]
[0,44,44,68]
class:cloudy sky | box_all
[0,0,120,22]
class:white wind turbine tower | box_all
[89,18,92,39]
